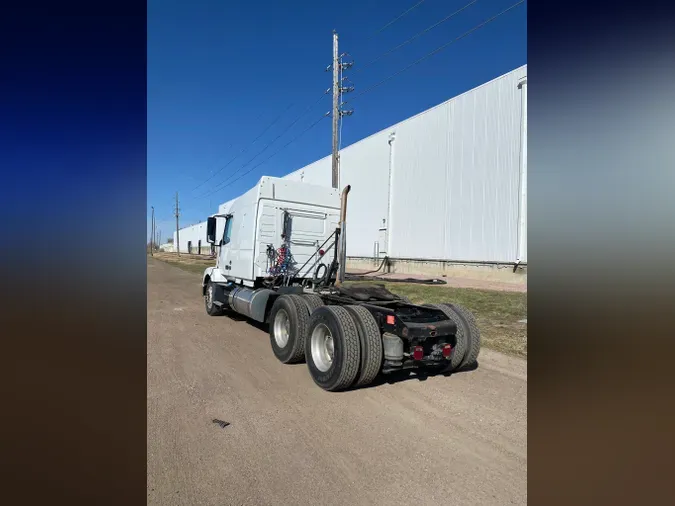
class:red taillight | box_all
[442,343,452,358]
[319,249,325,256]
[386,315,395,325]
[413,346,424,361]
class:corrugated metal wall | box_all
[389,66,525,262]
[284,131,393,257]
[173,222,209,253]
[177,65,527,264]
[285,65,527,264]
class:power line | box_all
[189,107,273,190]
[216,92,328,188]
[200,112,330,199]
[368,0,427,39]
[184,1,523,209]
[354,0,526,101]
[190,102,295,193]
[189,142,233,186]
[202,112,329,199]
[197,92,329,198]
[355,0,479,74]
[219,113,330,193]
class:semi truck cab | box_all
[200,177,481,391]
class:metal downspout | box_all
[516,77,528,265]
[386,132,396,259]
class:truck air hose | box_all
[313,263,328,284]
[345,256,389,276]
[344,256,447,285]
[343,274,447,285]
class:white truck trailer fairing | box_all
[205,176,341,286]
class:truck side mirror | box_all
[206,217,216,244]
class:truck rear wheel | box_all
[344,305,383,387]
[305,306,361,391]
[269,295,309,364]
[300,294,324,314]
[424,303,468,372]
[205,281,224,316]
[440,303,481,370]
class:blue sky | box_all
[147,0,526,241]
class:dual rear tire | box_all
[424,303,481,372]
[269,296,480,389]
[268,295,310,364]
[269,295,383,391]
[305,306,361,391]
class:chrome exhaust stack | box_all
[336,184,351,286]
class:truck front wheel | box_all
[205,281,224,316]
[305,306,361,391]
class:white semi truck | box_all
[202,176,480,391]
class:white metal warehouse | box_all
[174,65,527,272]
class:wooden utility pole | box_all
[150,206,155,256]
[175,192,181,257]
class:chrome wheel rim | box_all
[273,309,291,347]
[311,323,334,372]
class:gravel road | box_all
[147,258,527,505]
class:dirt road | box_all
[147,258,527,505]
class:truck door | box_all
[219,214,234,274]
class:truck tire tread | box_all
[345,305,383,387]
[286,295,310,363]
[305,306,360,391]
[300,294,324,314]
[441,303,481,370]
[269,295,308,364]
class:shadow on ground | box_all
[229,315,480,392]
[347,361,479,392]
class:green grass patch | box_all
[346,281,527,359]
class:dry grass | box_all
[151,252,215,275]
[345,281,527,359]
[150,254,527,359]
